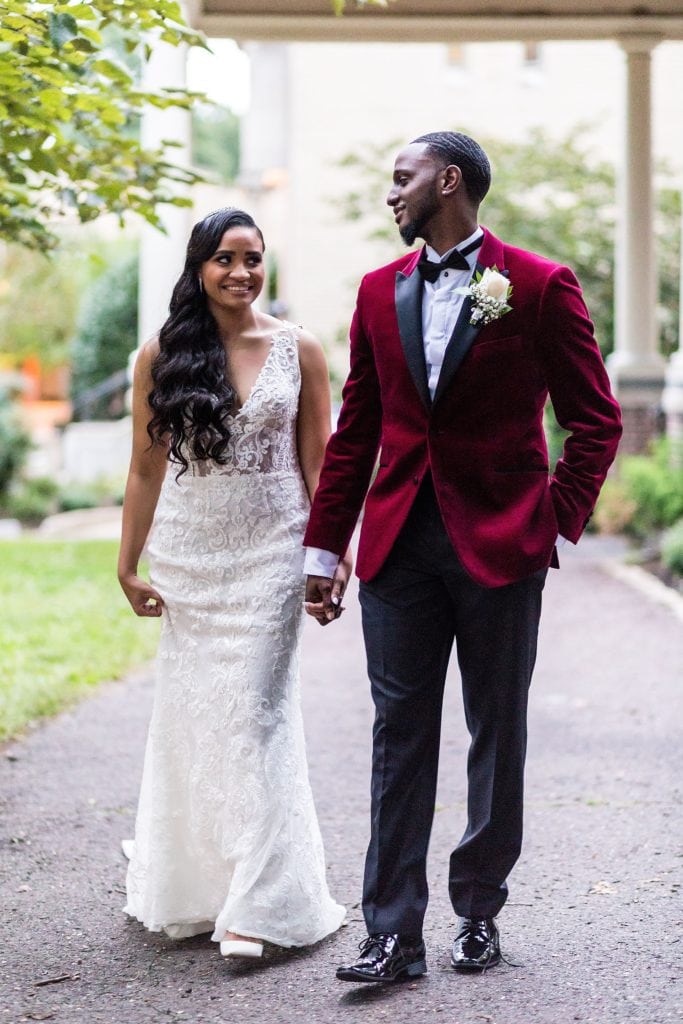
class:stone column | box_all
[239,43,289,191]
[661,192,683,460]
[238,43,290,316]
[608,35,665,454]
[138,38,192,347]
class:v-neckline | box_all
[229,325,287,417]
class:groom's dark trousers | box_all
[359,475,546,941]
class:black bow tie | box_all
[416,237,482,283]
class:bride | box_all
[117,207,347,958]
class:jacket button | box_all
[413,476,419,485]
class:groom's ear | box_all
[440,164,462,196]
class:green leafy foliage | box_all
[57,482,104,512]
[3,473,125,523]
[0,539,159,740]
[0,0,209,250]
[660,518,683,576]
[334,127,681,360]
[543,405,570,471]
[3,475,59,523]
[0,238,98,368]
[0,390,31,501]
[592,476,637,536]
[191,103,240,184]
[479,128,617,357]
[70,250,138,417]
[656,184,682,359]
[618,439,683,537]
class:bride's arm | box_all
[117,339,168,617]
[296,329,332,503]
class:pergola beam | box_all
[191,14,683,43]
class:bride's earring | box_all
[197,277,204,294]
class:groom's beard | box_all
[399,194,440,247]
[399,221,420,246]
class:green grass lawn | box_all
[0,539,159,742]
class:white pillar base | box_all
[608,353,665,454]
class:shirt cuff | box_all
[556,534,570,550]
[303,546,340,578]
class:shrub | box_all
[620,439,683,537]
[191,103,240,183]
[5,477,59,524]
[57,485,101,513]
[593,477,637,535]
[0,391,31,504]
[0,241,93,370]
[661,519,683,576]
[57,476,125,511]
[70,251,138,420]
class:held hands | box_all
[119,572,165,618]
[304,550,352,626]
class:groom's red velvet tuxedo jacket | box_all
[304,228,622,587]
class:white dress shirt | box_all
[422,227,483,398]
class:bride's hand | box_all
[331,548,353,609]
[119,572,165,617]
[304,549,352,626]
[304,575,338,626]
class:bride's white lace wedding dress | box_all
[124,324,345,946]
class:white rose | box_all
[479,268,509,301]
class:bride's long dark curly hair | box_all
[147,208,266,476]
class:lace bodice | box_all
[187,322,302,477]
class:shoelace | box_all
[455,921,523,973]
[477,946,523,973]
[358,934,393,957]
[498,950,523,969]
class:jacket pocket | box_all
[494,466,549,474]
[472,332,523,351]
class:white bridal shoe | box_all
[220,938,264,959]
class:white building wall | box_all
[286,42,454,354]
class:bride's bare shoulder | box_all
[131,336,160,385]
[255,312,288,335]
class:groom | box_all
[304,131,622,981]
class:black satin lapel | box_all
[395,270,430,409]
[432,268,483,406]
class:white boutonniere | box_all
[456,266,512,326]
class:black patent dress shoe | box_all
[336,933,427,983]
[450,917,501,972]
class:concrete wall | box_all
[60,419,133,484]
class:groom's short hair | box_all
[412,131,491,206]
